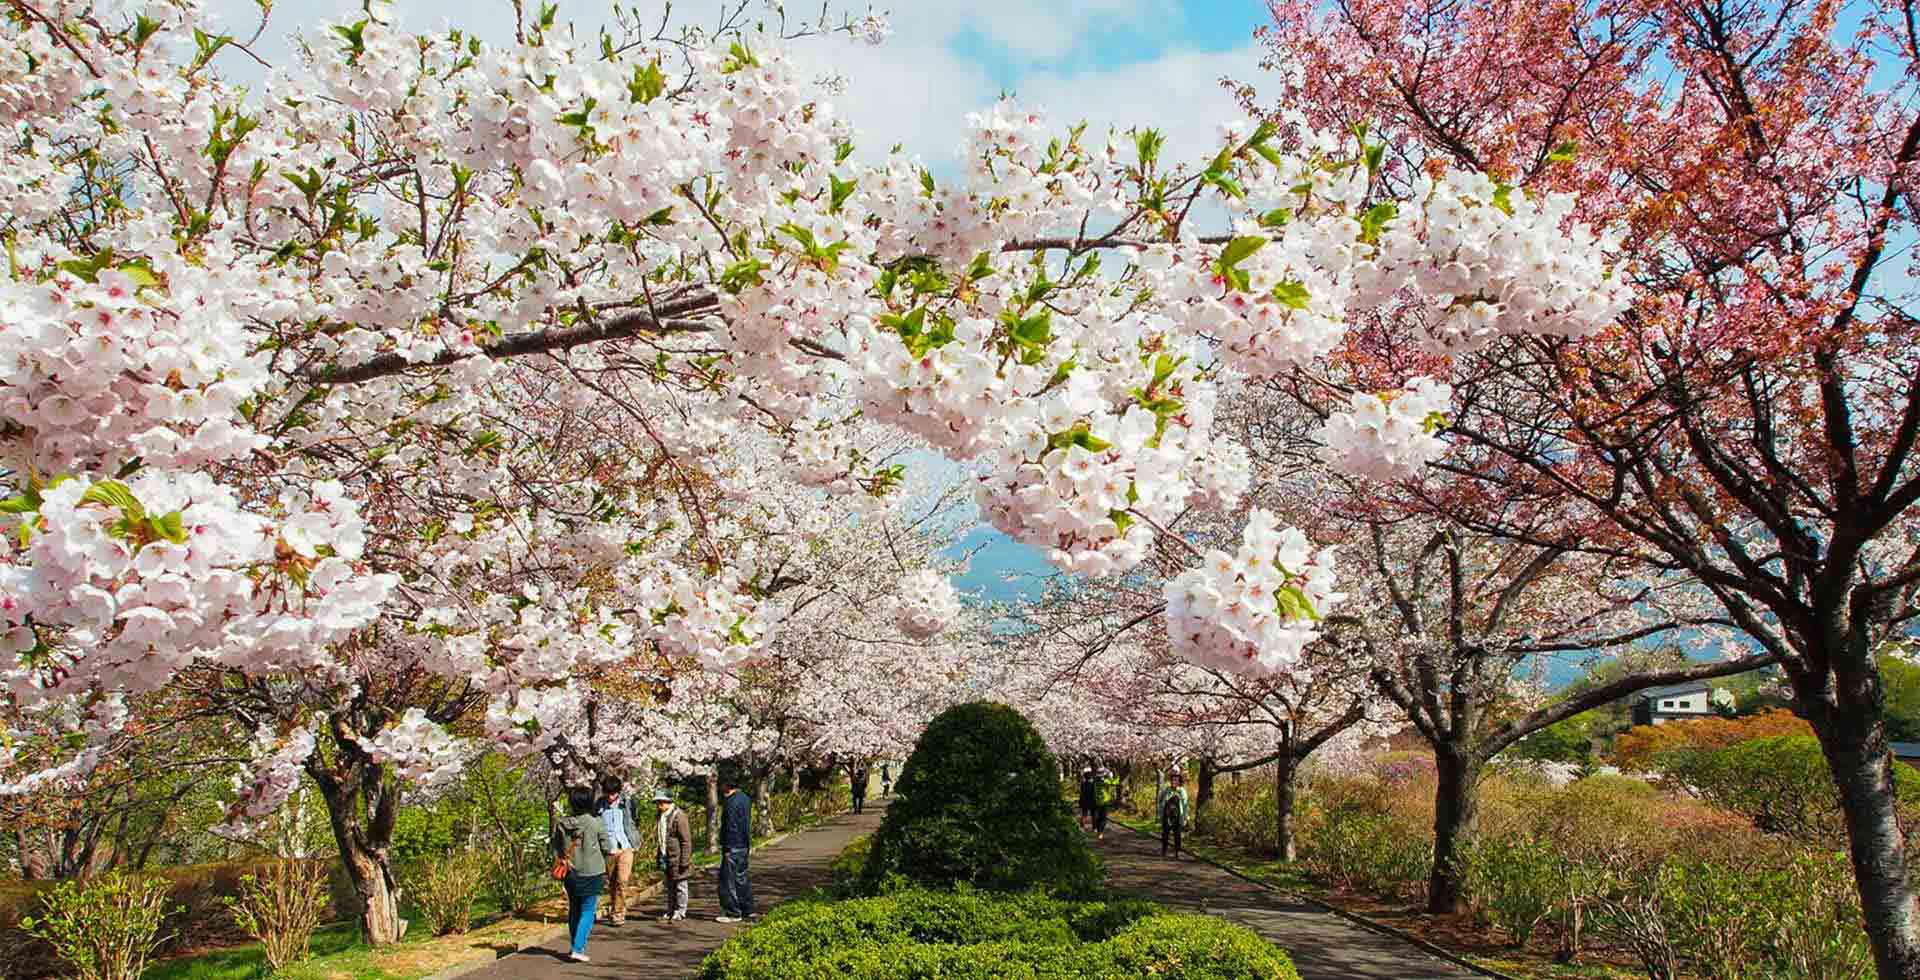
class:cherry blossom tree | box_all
[1256,1,1920,970]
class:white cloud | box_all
[203,0,1261,170]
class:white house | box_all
[1631,682,1716,726]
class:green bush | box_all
[830,835,874,896]
[1693,735,1920,845]
[696,889,1298,980]
[1456,833,1559,948]
[405,849,489,936]
[859,702,1101,896]
[1299,804,1430,898]
[18,872,175,980]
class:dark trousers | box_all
[1092,806,1109,834]
[1160,816,1183,855]
[852,789,866,813]
[718,846,754,917]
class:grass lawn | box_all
[1110,814,1649,980]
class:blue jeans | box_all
[717,847,754,917]
[564,874,603,954]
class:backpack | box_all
[1161,791,1181,822]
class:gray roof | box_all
[1635,681,1714,701]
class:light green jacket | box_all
[1155,786,1190,825]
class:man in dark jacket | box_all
[715,780,755,922]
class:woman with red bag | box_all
[551,786,612,962]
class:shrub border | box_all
[1112,820,1519,980]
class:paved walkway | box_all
[1095,827,1481,980]
[462,800,888,980]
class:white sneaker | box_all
[567,953,590,963]
[716,915,741,923]
[659,914,673,921]
[671,912,687,920]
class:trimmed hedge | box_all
[860,701,1100,896]
[696,888,1300,980]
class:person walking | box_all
[849,761,871,814]
[1093,767,1119,840]
[597,775,636,925]
[880,761,892,796]
[1156,771,1190,859]
[652,790,692,922]
[552,786,612,962]
[715,779,756,923]
[1076,767,1097,831]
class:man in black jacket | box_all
[714,780,755,922]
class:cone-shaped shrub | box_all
[859,701,1101,895]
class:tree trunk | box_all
[1195,758,1217,828]
[754,771,775,838]
[1801,663,1920,980]
[1275,752,1300,863]
[1428,747,1479,915]
[309,752,405,945]
[705,771,721,851]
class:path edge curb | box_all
[420,811,848,980]
[1113,819,1519,980]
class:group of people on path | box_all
[549,775,759,962]
[1077,765,1192,860]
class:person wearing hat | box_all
[652,790,693,921]
[1156,771,1191,859]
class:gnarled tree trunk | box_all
[307,725,405,944]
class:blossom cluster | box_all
[1352,171,1633,354]
[1163,510,1343,676]
[217,723,318,838]
[893,570,962,641]
[1315,378,1454,481]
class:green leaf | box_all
[829,174,857,214]
[642,206,675,226]
[1422,410,1448,434]
[1216,235,1266,271]
[630,61,666,103]
[0,495,36,515]
[1276,584,1321,622]
[1008,311,1052,348]
[1134,129,1165,167]
[1547,140,1579,163]
[1491,184,1515,216]
[1363,143,1385,176]
[1109,509,1135,535]
[965,252,995,282]
[1359,201,1399,244]
[148,511,187,544]
[1271,280,1311,310]
[80,481,144,522]
[718,257,766,293]
[1258,208,1292,228]
[920,168,936,198]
